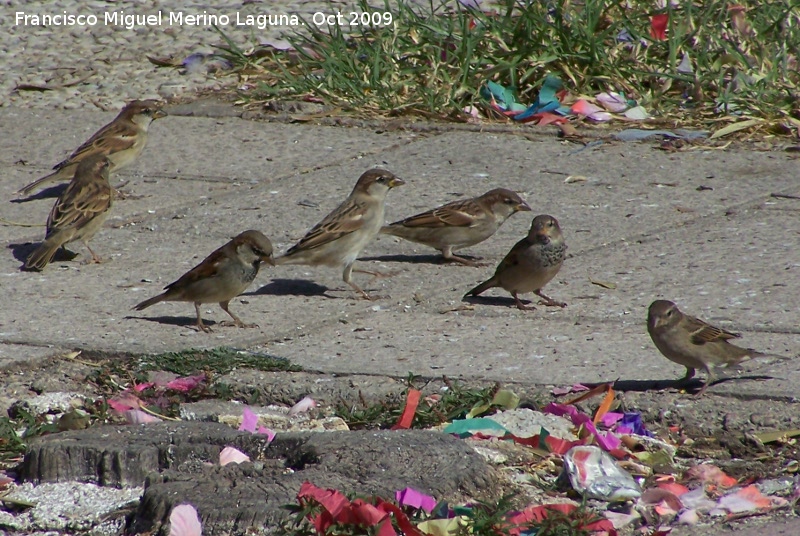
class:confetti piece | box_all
[122,409,162,424]
[650,14,668,40]
[169,504,202,536]
[395,488,437,513]
[288,396,318,417]
[392,389,422,429]
[685,464,737,488]
[219,446,250,466]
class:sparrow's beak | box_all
[388,177,405,188]
[153,109,167,119]
[264,254,276,266]
[647,315,662,330]
[517,200,532,212]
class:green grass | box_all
[221,0,799,126]
[133,347,302,376]
[335,376,497,429]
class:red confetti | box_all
[650,14,668,40]
[391,389,421,430]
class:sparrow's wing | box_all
[46,177,112,235]
[287,199,367,253]
[163,246,230,291]
[492,235,529,272]
[56,121,139,169]
[686,315,741,345]
[392,199,483,228]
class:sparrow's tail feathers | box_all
[133,294,167,311]
[464,277,496,298]
[24,239,61,271]
[16,171,62,196]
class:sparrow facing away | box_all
[133,230,274,332]
[464,214,567,310]
[275,168,405,299]
[380,188,531,266]
[17,100,166,196]
[24,155,114,271]
[647,300,776,396]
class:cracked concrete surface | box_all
[2,105,799,402]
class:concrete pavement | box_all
[2,103,799,401]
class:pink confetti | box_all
[288,396,317,417]
[166,374,206,392]
[641,488,683,515]
[219,446,250,466]
[599,412,624,428]
[238,407,276,442]
[685,464,737,487]
[169,504,202,536]
[107,391,143,412]
[122,409,162,424]
[395,487,437,513]
[717,485,788,514]
[596,92,628,112]
[543,403,621,451]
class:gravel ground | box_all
[3,0,423,110]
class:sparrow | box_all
[24,155,114,271]
[647,300,777,396]
[380,188,531,266]
[464,214,567,310]
[16,99,166,196]
[133,230,274,332]
[275,168,405,299]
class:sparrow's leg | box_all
[441,246,485,267]
[219,300,257,328]
[694,367,715,397]
[344,263,373,300]
[535,289,567,308]
[512,292,536,311]
[83,242,103,264]
[681,367,696,381]
[194,302,213,333]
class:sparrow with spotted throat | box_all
[133,230,274,332]
[464,214,567,310]
[17,99,166,196]
[380,188,531,266]
[275,168,405,300]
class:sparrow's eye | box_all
[504,198,515,204]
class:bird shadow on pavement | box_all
[8,242,78,264]
[582,375,777,394]
[250,278,337,298]
[461,295,535,308]
[361,253,484,266]
[9,184,67,203]
[125,314,216,331]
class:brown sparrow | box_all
[17,100,166,196]
[464,214,567,310]
[275,168,405,299]
[647,300,776,395]
[380,188,531,266]
[24,155,114,271]
[133,230,274,332]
